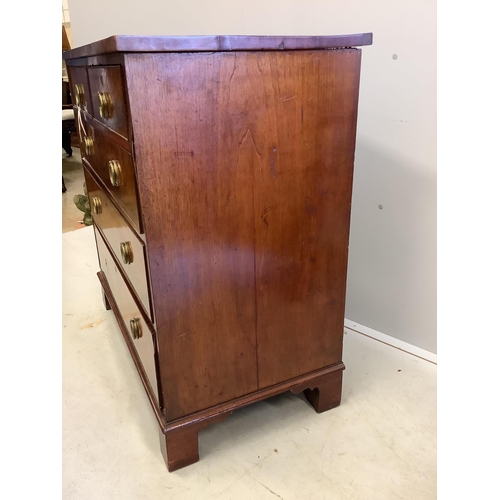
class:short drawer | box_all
[88,65,129,139]
[86,169,152,322]
[96,229,159,402]
[67,65,92,115]
[85,125,141,232]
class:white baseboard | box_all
[344,319,437,364]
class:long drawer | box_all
[85,168,152,321]
[79,117,141,233]
[95,228,159,402]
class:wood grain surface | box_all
[63,33,372,59]
[87,65,130,139]
[66,65,92,116]
[86,167,152,321]
[126,52,260,420]
[252,49,361,387]
[95,228,159,401]
[83,123,142,233]
[125,49,361,419]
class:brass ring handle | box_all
[98,91,113,120]
[108,160,122,187]
[91,197,102,215]
[130,318,142,339]
[120,241,133,265]
[84,136,94,156]
[74,84,85,107]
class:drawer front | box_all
[85,125,141,232]
[76,118,97,164]
[67,65,92,115]
[88,65,129,138]
[86,170,152,321]
[96,229,159,401]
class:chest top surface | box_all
[62,33,372,60]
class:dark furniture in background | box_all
[62,111,75,156]
[63,33,372,471]
[62,79,72,105]
[62,80,75,192]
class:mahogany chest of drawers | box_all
[63,33,372,471]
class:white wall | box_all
[68,0,436,353]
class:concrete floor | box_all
[61,146,436,497]
[62,223,436,499]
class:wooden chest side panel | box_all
[252,49,361,387]
[125,49,360,418]
[125,52,259,420]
